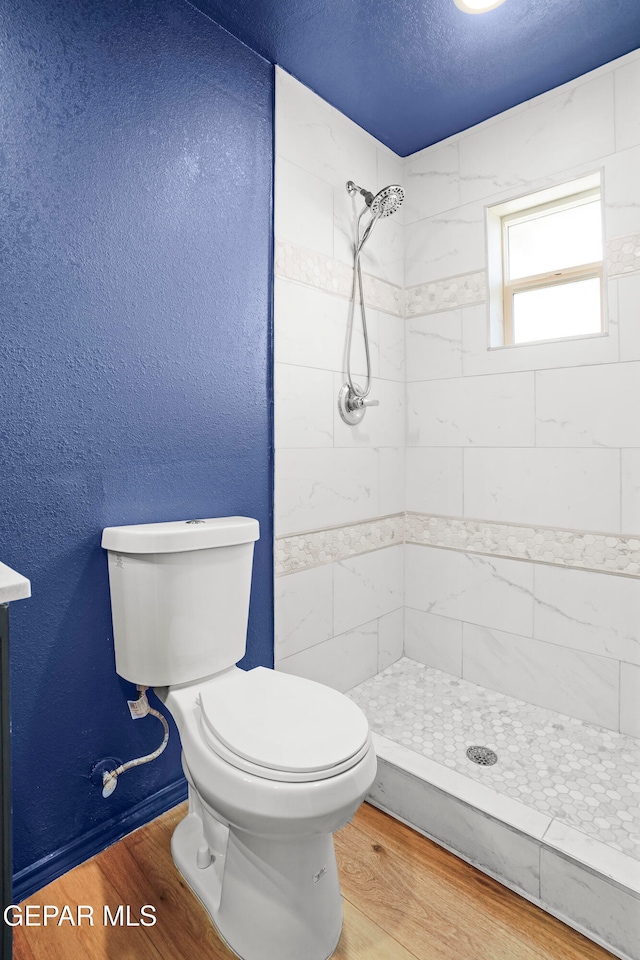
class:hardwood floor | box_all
[13,802,613,960]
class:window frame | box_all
[486,172,605,349]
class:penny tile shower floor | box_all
[348,657,640,859]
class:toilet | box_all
[101,516,377,960]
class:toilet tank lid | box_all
[101,516,259,554]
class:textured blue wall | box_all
[0,0,274,895]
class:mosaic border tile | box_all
[405,271,487,317]
[274,513,404,576]
[401,233,640,319]
[406,513,640,578]
[275,234,639,321]
[606,233,640,277]
[275,239,404,318]
[276,512,640,578]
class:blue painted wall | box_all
[0,0,274,897]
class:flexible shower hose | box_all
[346,206,381,399]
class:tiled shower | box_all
[273,52,640,960]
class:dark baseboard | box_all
[13,777,188,903]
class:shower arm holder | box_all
[338,382,379,426]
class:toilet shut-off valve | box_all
[101,686,170,798]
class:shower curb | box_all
[367,733,639,960]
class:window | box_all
[487,174,604,347]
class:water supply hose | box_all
[102,686,169,798]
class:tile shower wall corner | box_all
[274,53,640,733]
[274,68,405,689]
[404,48,640,732]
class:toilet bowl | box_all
[160,667,376,960]
[102,517,376,960]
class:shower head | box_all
[346,181,404,218]
[370,184,404,218]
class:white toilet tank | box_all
[101,517,260,687]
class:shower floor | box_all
[347,657,640,960]
[348,657,639,858]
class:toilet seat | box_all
[197,667,371,783]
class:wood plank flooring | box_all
[13,801,613,960]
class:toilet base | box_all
[171,809,343,960]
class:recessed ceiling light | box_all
[453,0,508,13]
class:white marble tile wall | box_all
[404,544,534,638]
[462,448,620,531]
[620,663,640,739]
[462,623,619,730]
[406,372,535,447]
[404,540,639,732]
[274,68,405,688]
[274,53,640,730]
[404,50,640,731]
[276,604,404,692]
[274,534,404,688]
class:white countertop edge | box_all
[0,562,31,603]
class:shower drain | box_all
[466,745,498,766]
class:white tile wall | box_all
[377,608,404,672]
[533,564,640,666]
[622,449,640,534]
[274,158,335,256]
[620,662,640,739]
[275,447,380,536]
[333,545,403,636]
[404,607,463,676]
[463,447,621,531]
[379,447,405,515]
[404,544,534,637]
[275,363,334,449]
[615,55,640,152]
[618,273,640,362]
[376,310,405,381]
[275,69,377,205]
[405,310,463,382]
[604,144,640,239]
[405,447,464,516]
[277,620,379,692]
[462,623,620,730]
[406,372,535,447]
[274,69,405,688]
[535,362,640,448]
[274,278,367,375]
[274,564,333,661]
[275,53,640,739]
[404,201,485,286]
[457,72,615,206]
[403,141,460,222]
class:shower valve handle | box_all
[348,395,379,411]
[338,382,379,426]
